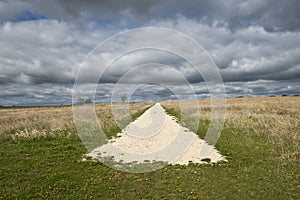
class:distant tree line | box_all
[76,97,93,105]
[234,94,300,98]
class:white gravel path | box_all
[88,103,226,165]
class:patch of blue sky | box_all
[15,11,46,22]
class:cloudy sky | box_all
[1,0,300,106]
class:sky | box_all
[0,0,300,106]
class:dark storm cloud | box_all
[224,79,300,97]
[1,0,300,31]
[2,79,299,106]
[0,83,74,106]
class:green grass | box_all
[0,128,299,199]
[0,104,299,199]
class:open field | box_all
[0,102,154,140]
[0,97,299,199]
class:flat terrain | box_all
[0,97,299,199]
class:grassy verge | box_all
[0,98,299,199]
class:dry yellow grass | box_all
[0,102,153,140]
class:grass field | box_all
[0,97,299,199]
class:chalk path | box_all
[88,103,225,165]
